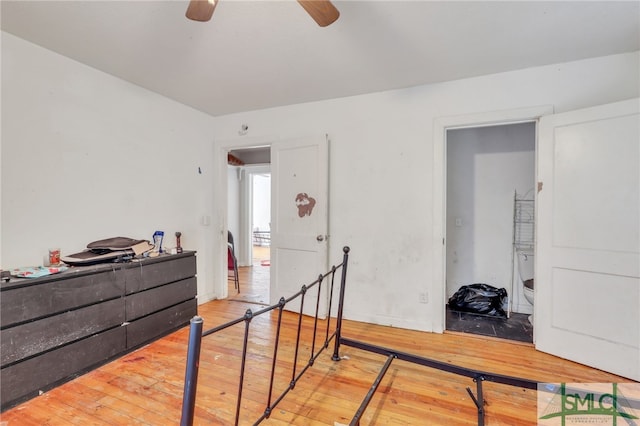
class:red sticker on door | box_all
[295,193,316,217]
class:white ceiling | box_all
[2,1,639,117]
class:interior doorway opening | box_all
[444,122,536,343]
[227,147,271,305]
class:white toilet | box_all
[517,248,534,325]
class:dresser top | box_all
[1,251,196,291]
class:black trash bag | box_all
[448,283,508,318]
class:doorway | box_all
[444,122,535,343]
[222,134,330,313]
[227,147,271,305]
[432,105,553,336]
[433,101,638,378]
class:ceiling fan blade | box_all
[186,0,217,22]
[297,0,340,27]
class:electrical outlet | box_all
[419,292,429,304]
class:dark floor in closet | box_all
[446,306,533,343]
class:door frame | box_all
[238,164,271,267]
[214,135,277,300]
[431,105,553,333]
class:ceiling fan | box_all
[186,0,340,27]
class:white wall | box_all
[446,123,536,301]
[2,29,638,332]
[252,173,271,233]
[1,33,218,302]
[210,52,639,332]
[227,165,240,243]
[0,31,3,269]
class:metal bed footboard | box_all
[180,246,546,426]
[180,247,351,426]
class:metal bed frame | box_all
[180,247,539,426]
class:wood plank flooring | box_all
[229,245,270,305]
[2,254,635,425]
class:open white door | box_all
[536,98,639,380]
[270,135,329,317]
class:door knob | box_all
[316,234,325,242]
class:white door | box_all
[270,135,329,317]
[536,98,639,380]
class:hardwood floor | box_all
[229,245,270,305]
[2,253,634,425]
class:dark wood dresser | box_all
[0,251,197,411]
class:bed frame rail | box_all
[339,337,538,425]
[180,246,545,426]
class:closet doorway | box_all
[444,122,535,343]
